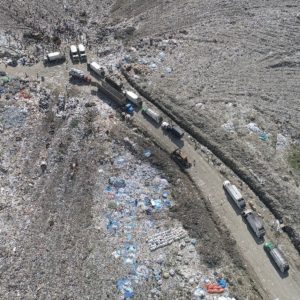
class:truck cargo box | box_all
[223,180,246,209]
[125,90,142,106]
[242,209,265,239]
[264,242,289,273]
[142,106,162,124]
[88,62,105,77]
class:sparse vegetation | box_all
[288,147,300,171]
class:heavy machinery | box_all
[223,180,246,209]
[171,148,191,169]
[69,68,91,83]
[242,209,265,239]
[264,241,289,273]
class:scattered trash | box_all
[143,149,152,158]
[194,286,206,298]
[165,67,172,74]
[217,278,228,288]
[149,62,157,70]
[221,120,235,132]
[148,228,187,251]
[259,132,269,141]
[159,51,166,61]
[205,283,225,294]
[245,122,262,134]
[116,279,135,299]
[109,176,126,188]
[276,133,288,151]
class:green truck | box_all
[264,241,289,273]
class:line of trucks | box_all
[223,180,289,273]
[44,47,290,275]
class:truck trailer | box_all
[242,209,265,239]
[264,241,289,273]
[223,180,246,209]
[142,106,162,124]
[44,52,65,64]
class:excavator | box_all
[171,148,191,169]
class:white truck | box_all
[242,209,265,239]
[223,180,246,209]
[142,105,162,124]
[43,52,65,64]
[125,90,142,106]
[88,62,105,78]
[70,45,79,62]
[78,44,86,61]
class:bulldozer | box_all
[171,148,191,169]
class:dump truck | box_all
[223,180,246,209]
[78,44,86,61]
[43,52,65,64]
[242,209,265,239]
[171,148,191,169]
[88,62,105,78]
[142,106,162,124]
[125,90,142,106]
[70,45,79,62]
[264,242,289,273]
[162,122,184,139]
[69,68,91,83]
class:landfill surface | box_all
[0,0,300,299]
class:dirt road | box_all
[130,96,300,300]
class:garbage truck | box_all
[78,44,86,61]
[162,122,184,139]
[242,209,265,239]
[88,61,105,78]
[264,241,289,273]
[44,52,65,64]
[70,45,79,62]
[142,105,162,124]
[223,180,246,209]
[69,68,91,83]
[125,90,142,106]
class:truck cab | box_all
[70,45,79,62]
[78,44,86,62]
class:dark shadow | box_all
[168,133,184,148]
[69,77,90,86]
[241,216,265,245]
[95,89,119,110]
[223,189,243,216]
[263,248,289,279]
[141,112,161,129]
[43,60,65,68]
